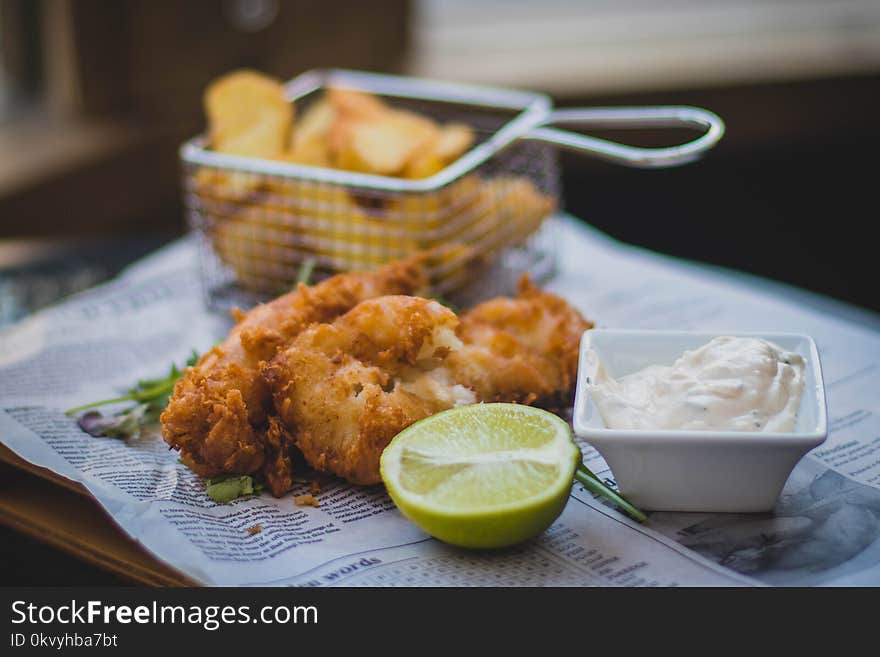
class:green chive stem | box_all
[65,380,174,415]
[65,396,137,415]
[574,463,647,523]
[295,257,317,286]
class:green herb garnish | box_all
[295,257,317,287]
[574,463,647,523]
[206,475,256,503]
[66,350,199,439]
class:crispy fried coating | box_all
[261,278,589,485]
[161,258,426,495]
[263,296,474,484]
[164,256,589,493]
[445,275,592,408]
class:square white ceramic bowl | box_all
[573,329,828,513]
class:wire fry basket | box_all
[181,70,724,310]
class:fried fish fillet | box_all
[262,276,591,484]
[263,296,474,484]
[445,275,591,408]
[160,257,426,495]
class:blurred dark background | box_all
[1,0,878,314]
[1,0,879,583]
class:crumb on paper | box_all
[294,494,319,507]
[247,524,262,535]
[310,479,321,495]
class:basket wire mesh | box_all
[182,70,724,310]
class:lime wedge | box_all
[380,403,581,548]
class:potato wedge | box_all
[286,99,337,166]
[436,123,476,163]
[403,123,475,178]
[204,69,294,157]
[403,148,446,179]
[326,87,388,120]
[336,110,439,176]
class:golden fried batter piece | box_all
[263,296,474,484]
[445,275,592,408]
[262,278,589,485]
[161,257,426,495]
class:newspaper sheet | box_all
[1,216,878,587]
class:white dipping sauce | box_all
[589,336,805,432]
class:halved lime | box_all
[380,403,581,548]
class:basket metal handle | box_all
[524,106,725,168]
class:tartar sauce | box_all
[589,336,805,432]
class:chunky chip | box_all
[402,147,446,179]
[436,123,476,163]
[204,70,294,158]
[286,99,336,166]
[322,89,384,155]
[326,87,388,120]
[402,123,476,179]
[198,70,555,296]
[336,110,439,176]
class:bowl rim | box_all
[572,328,828,446]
